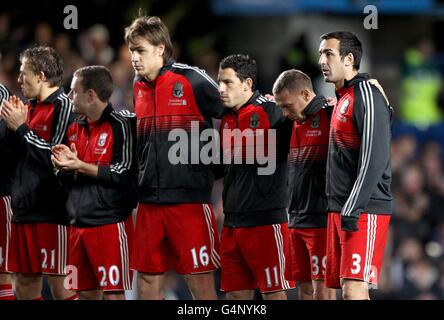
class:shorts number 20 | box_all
[98,265,120,287]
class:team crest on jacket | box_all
[173,82,184,98]
[250,113,260,128]
[311,115,320,128]
[69,134,77,142]
[98,132,108,147]
[340,99,350,114]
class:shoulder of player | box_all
[55,92,73,111]
[107,109,136,125]
[353,80,386,104]
[252,94,280,116]
[107,109,136,133]
[252,94,276,108]
[113,109,136,118]
[169,62,218,88]
[0,83,10,100]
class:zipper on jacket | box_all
[80,122,91,172]
[73,122,91,223]
[28,104,36,124]
[233,112,239,227]
[147,80,161,202]
[326,115,332,211]
[294,123,301,213]
[224,112,238,227]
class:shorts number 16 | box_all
[191,246,209,268]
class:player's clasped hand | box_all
[51,143,80,172]
[0,95,28,131]
[326,96,337,106]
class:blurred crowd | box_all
[0,14,136,113]
[372,36,444,300]
[2,8,444,300]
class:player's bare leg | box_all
[0,273,15,299]
[299,281,314,300]
[104,291,125,300]
[78,290,103,300]
[341,278,369,300]
[262,290,287,300]
[137,272,164,300]
[47,275,76,300]
[184,272,217,300]
[0,273,13,287]
[313,279,336,300]
[14,273,42,299]
[226,289,255,300]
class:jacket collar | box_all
[336,73,369,98]
[304,95,327,118]
[232,90,261,113]
[159,58,175,76]
[135,59,176,84]
[76,103,114,126]
[29,87,65,107]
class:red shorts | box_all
[131,203,220,274]
[286,227,327,282]
[220,223,294,294]
[0,196,13,273]
[325,212,390,289]
[8,222,69,275]
[68,215,134,292]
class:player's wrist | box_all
[76,159,86,172]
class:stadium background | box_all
[2,0,444,299]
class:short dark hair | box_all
[272,69,313,96]
[74,66,114,102]
[124,16,173,63]
[20,46,63,87]
[219,54,257,90]
[320,31,362,70]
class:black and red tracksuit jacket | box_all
[8,88,75,225]
[288,95,332,229]
[0,84,19,197]
[327,73,393,231]
[220,91,292,227]
[134,59,225,204]
[60,104,137,227]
